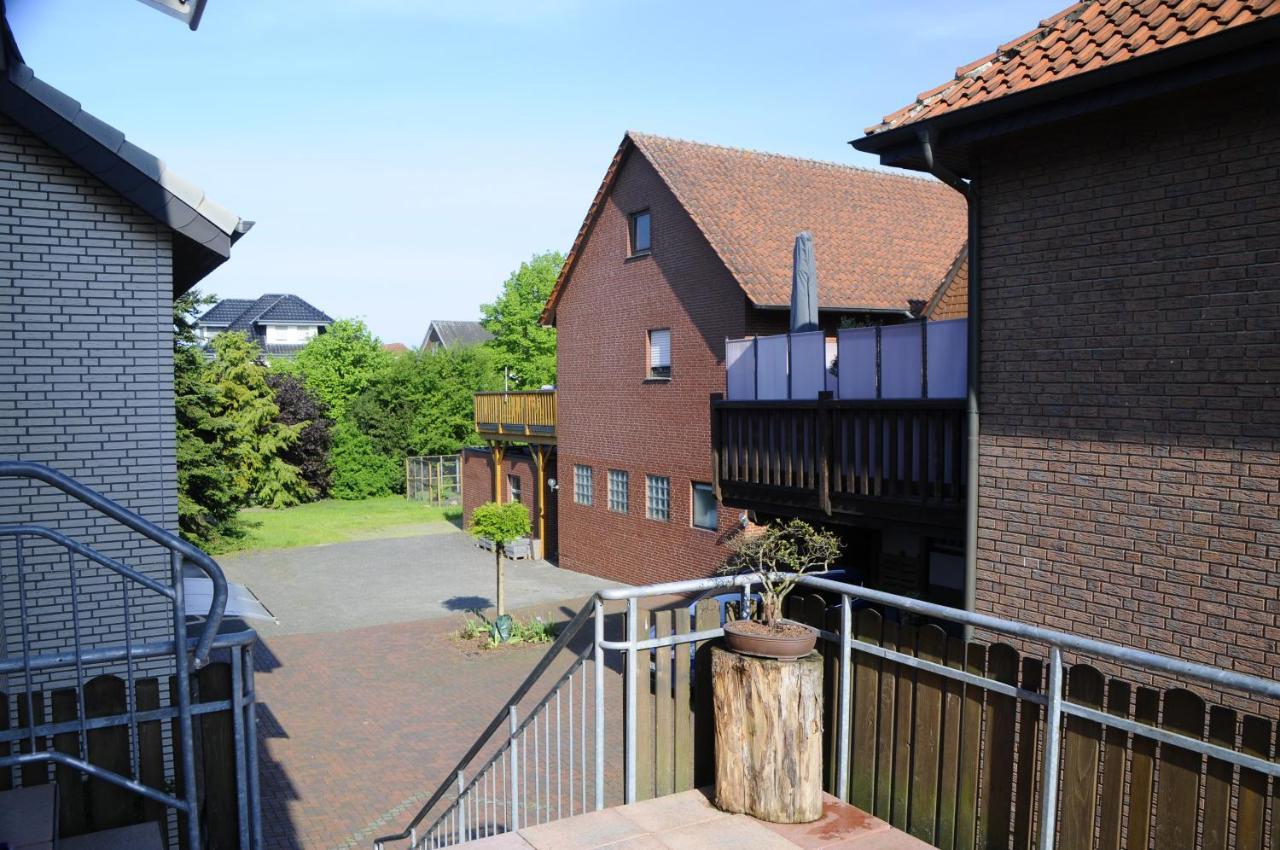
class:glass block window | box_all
[608,470,629,514]
[692,482,717,530]
[646,475,670,521]
[574,465,593,506]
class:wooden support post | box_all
[710,393,724,501]
[531,445,548,558]
[712,647,823,823]
[817,391,833,516]
[490,442,505,503]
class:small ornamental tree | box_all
[469,500,531,620]
[267,373,332,498]
[718,519,843,629]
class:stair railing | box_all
[0,460,255,849]
[373,597,604,849]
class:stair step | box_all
[0,784,56,848]
[60,821,165,850]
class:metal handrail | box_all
[0,460,228,666]
[379,571,1280,850]
[373,597,599,847]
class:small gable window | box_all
[648,329,671,379]
[629,210,651,256]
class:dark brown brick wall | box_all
[974,70,1280,682]
[553,149,788,584]
[462,447,557,556]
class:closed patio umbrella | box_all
[790,231,819,333]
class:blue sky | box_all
[9,0,1063,346]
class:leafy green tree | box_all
[288,319,391,421]
[328,420,402,499]
[205,333,311,509]
[469,500,531,618]
[480,251,562,389]
[413,344,503,453]
[174,291,245,548]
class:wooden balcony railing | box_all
[711,395,966,527]
[474,389,557,443]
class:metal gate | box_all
[406,455,461,505]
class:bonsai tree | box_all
[719,519,842,629]
[469,500,531,621]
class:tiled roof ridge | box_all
[870,1,1098,133]
[247,294,289,325]
[627,130,945,187]
[866,0,1280,135]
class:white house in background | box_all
[195,293,334,358]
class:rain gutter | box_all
[919,127,979,632]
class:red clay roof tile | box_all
[864,0,1280,135]
[542,133,968,322]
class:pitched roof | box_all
[543,132,968,323]
[197,295,333,332]
[197,298,254,326]
[252,294,334,326]
[421,320,493,350]
[383,342,410,354]
[0,55,250,292]
[866,0,1280,136]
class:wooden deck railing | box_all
[711,395,966,526]
[474,390,556,443]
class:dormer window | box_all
[629,210,651,256]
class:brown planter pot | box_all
[722,618,818,660]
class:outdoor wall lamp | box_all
[548,478,559,491]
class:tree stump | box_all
[711,645,823,823]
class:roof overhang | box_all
[0,61,250,295]
[133,0,211,31]
[853,16,1280,176]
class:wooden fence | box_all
[406,454,461,505]
[1,662,249,849]
[629,594,1280,849]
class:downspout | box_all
[919,127,980,630]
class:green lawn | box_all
[217,496,462,554]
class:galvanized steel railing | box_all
[375,599,605,849]
[378,572,1280,850]
[0,460,259,849]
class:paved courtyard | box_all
[223,529,621,849]
[221,529,616,637]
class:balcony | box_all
[712,320,967,529]
[474,390,557,444]
[375,573,1280,849]
[712,396,966,528]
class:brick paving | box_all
[252,597,611,850]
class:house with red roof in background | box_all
[466,131,969,588]
[845,0,1280,684]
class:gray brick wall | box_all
[0,110,178,684]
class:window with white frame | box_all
[574,465,593,506]
[646,475,670,521]
[608,470,629,513]
[648,329,671,379]
[507,473,522,504]
[264,325,319,345]
[691,482,717,530]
